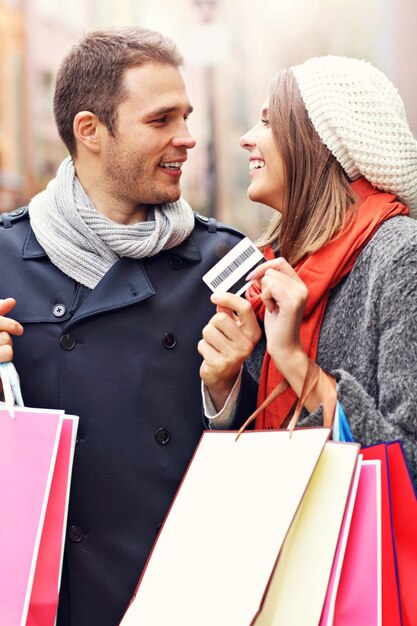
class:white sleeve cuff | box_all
[201,368,243,429]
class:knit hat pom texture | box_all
[291,55,417,216]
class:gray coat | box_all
[0,208,255,626]
[249,215,417,483]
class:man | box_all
[0,27,256,625]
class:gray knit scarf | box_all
[29,157,195,289]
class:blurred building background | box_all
[0,0,416,239]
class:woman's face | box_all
[240,99,286,212]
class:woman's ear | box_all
[73,111,101,154]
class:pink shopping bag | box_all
[328,459,382,626]
[0,365,78,626]
[26,415,78,626]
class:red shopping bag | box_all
[386,442,417,626]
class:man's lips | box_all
[158,159,186,177]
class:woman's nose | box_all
[240,128,256,151]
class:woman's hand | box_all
[248,258,336,415]
[248,258,308,364]
[247,258,313,401]
[198,292,261,411]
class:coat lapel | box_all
[21,225,201,328]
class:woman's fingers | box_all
[247,257,304,287]
[258,268,308,314]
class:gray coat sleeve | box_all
[300,218,417,483]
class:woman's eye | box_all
[261,118,270,127]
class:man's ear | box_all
[73,111,102,154]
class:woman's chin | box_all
[247,189,281,212]
[247,187,262,203]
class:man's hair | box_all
[53,26,184,156]
[257,69,358,266]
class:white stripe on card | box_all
[202,237,265,296]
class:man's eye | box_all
[152,117,168,124]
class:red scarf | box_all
[246,179,409,430]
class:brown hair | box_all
[53,26,183,156]
[257,69,358,266]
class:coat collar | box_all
[22,225,47,258]
[21,224,202,327]
[169,233,201,261]
[22,224,202,262]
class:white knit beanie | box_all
[291,56,417,216]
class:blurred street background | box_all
[0,0,416,238]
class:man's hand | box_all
[198,292,261,412]
[0,299,23,395]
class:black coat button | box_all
[60,334,76,350]
[53,303,66,317]
[155,428,171,445]
[162,333,177,349]
[169,256,183,270]
[68,525,84,542]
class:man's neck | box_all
[75,164,149,225]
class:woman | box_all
[199,55,417,481]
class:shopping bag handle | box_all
[236,360,336,440]
[287,361,336,432]
[0,362,24,419]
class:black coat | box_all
[0,208,257,626]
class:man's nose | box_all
[172,126,196,149]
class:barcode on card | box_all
[203,237,265,296]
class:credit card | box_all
[203,237,265,296]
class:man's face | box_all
[100,63,196,212]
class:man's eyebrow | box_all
[145,104,194,117]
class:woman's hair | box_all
[257,69,358,266]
